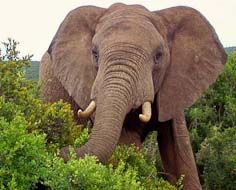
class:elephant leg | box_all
[172,115,201,189]
[157,120,178,183]
[157,116,201,190]
[39,53,85,124]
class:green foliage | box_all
[0,39,175,189]
[197,127,236,190]
[0,39,80,151]
[110,145,158,189]
[0,116,49,190]
[43,155,145,190]
[110,144,182,190]
[0,116,144,190]
[39,101,79,150]
[74,127,90,147]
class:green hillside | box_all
[225,46,236,53]
[25,61,40,81]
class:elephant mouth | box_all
[77,100,152,123]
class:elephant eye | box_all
[154,51,162,64]
[92,47,99,63]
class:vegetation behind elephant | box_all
[39,3,227,190]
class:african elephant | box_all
[39,3,227,189]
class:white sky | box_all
[0,0,235,60]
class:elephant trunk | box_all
[76,80,131,162]
[73,45,154,163]
[77,92,129,162]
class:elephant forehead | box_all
[94,16,159,50]
[97,6,155,32]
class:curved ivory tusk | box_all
[78,101,96,119]
[139,101,152,123]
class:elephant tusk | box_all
[139,101,152,123]
[78,100,96,118]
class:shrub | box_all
[0,39,176,189]
[42,155,144,190]
[0,39,81,151]
[196,127,236,190]
[0,117,143,190]
[0,116,49,190]
[109,144,179,190]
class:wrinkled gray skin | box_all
[39,3,227,189]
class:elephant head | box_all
[40,4,226,164]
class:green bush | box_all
[196,127,236,190]
[0,116,49,190]
[0,39,81,151]
[0,39,176,189]
[0,116,143,190]
[42,155,145,190]
[109,145,179,190]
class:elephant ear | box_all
[48,6,105,109]
[154,6,227,121]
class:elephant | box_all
[39,3,227,190]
